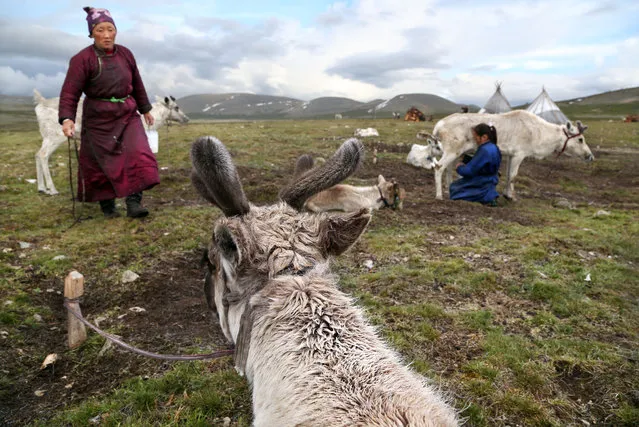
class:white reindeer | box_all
[293,153,405,212]
[354,127,379,137]
[431,110,594,200]
[406,130,444,170]
[33,89,190,195]
[191,137,458,426]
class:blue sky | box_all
[1,0,638,105]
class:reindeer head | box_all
[562,120,594,161]
[414,132,443,169]
[377,175,405,210]
[191,137,371,350]
[155,95,190,124]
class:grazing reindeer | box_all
[293,154,405,212]
[191,137,458,426]
[33,89,190,195]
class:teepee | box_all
[526,87,569,125]
[478,82,512,114]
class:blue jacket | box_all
[449,141,501,203]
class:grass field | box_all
[1,112,638,426]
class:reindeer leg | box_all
[39,137,64,195]
[35,144,46,193]
[504,155,524,201]
[434,152,457,200]
[503,155,512,198]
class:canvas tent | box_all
[478,82,512,114]
[526,87,569,125]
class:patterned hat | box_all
[83,6,116,37]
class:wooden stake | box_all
[64,270,87,349]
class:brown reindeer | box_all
[191,136,458,426]
[292,154,405,212]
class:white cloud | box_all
[1,0,637,105]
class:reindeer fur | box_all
[191,136,458,426]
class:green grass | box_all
[1,115,638,426]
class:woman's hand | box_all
[62,119,75,138]
[143,112,155,127]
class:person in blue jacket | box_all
[449,123,501,205]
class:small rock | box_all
[88,415,102,424]
[552,198,574,209]
[40,353,58,370]
[129,306,146,313]
[34,389,46,397]
[0,331,9,339]
[19,242,32,249]
[223,417,231,427]
[121,270,139,283]
[2,248,12,253]
[52,255,67,261]
[4,300,13,306]
[25,179,37,184]
[585,273,591,282]
[594,210,610,217]
[33,314,43,322]
[363,260,374,270]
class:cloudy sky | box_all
[1,0,638,106]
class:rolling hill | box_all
[2,87,637,123]
[177,92,466,119]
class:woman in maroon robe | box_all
[59,7,159,218]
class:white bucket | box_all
[146,130,159,154]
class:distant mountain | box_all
[559,87,639,106]
[177,93,304,119]
[177,92,466,119]
[367,93,463,116]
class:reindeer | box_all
[191,137,458,426]
[292,154,405,212]
[33,89,189,195]
[431,110,594,200]
[407,131,444,170]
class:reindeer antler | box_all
[190,136,250,217]
[280,138,364,210]
[576,120,588,133]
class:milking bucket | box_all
[146,129,159,154]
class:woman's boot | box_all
[99,199,121,218]
[125,192,149,218]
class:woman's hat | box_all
[84,6,116,37]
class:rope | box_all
[66,137,91,229]
[63,299,235,361]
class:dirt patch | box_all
[1,251,228,425]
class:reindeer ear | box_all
[377,175,385,185]
[321,209,371,256]
[190,136,250,217]
[164,96,169,104]
[170,95,176,101]
[566,121,572,130]
[214,224,241,267]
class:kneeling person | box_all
[449,123,501,205]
